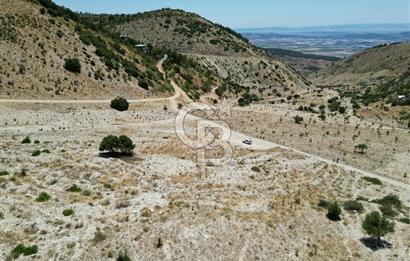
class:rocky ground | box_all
[0,99,409,260]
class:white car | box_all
[243,138,252,145]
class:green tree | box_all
[111,97,129,111]
[99,135,135,156]
[64,58,81,73]
[362,211,394,245]
[327,201,342,221]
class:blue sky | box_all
[55,0,409,28]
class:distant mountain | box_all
[238,23,410,34]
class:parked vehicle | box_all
[243,138,252,145]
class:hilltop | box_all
[83,9,257,57]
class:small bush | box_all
[111,97,129,112]
[22,136,31,144]
[362,176,382,185]
[36,192,51,202]
[0,211,4,219]
[64,58,81,73]
[399,217,410,224]
[251,166,261,173]
[62,209,74,216]
[343,200,364,213]
[32,150,41,157]
[67,185,82,193]
[99,135,135,156]
[0,171,9,176]
[93,228,107,243]
[373,194,402,218]
[139,80,149,90]
[11,244,38,258]
[117,252,132,261]
[293,115,304,124]
[326,201,342,221]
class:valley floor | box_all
[0,99,409,260]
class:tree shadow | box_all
[99,152,133,159]
[360,237,392,251]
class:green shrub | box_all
[327,201,342,221]
[32,150,41,157]
[139,80,149,90]
[67,185,82,193]
[0,211,4,219]
[251,166,261,173]
[64,58,81,73]
[0,171,9,176]
[99,135,135,156]
[343,200,364,213]
[62,209,74,216]
[399,217,410,224]
[362,176,382,185]
[117,252,132,261]
[22,136,31,144]
[11,244,38,258]
[293,115,304,124]
[373,194,402,218]
[36,192,51,202]
[111,97,129,111]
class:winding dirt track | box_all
[1,56,408,190]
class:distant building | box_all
[398,95,407,100]
[135,44,149,53]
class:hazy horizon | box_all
[54,0,409,28]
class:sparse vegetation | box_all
[11,244,38,258]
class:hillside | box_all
[266,48,340,75]
[310,42,410,105]
[84,9,308,100]
[311,42,410,88]
[0,1,226,100]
